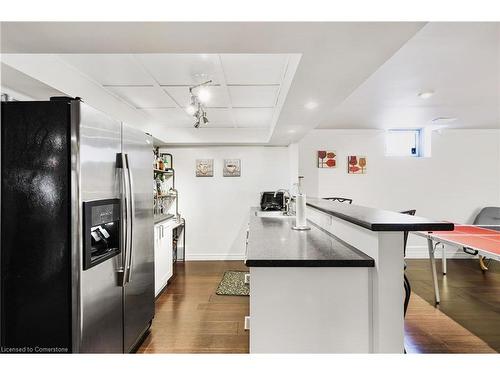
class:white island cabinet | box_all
[245,200,453,353]
[154,221,173,297]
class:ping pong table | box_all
[414,225,500,304]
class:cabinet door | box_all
[153,224,163,297]
[157,224,170,295]
[164,228,174,282]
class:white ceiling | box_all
[0,22,428,144]
[318,22,500,130]
[0,62,64,99]
[59,53,294,129]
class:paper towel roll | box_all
[295,193,307,228]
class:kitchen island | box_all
[245,200,453,353]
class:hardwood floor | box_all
[138,260,498,354]
[138,261,249,353]
[405,293,494,353]
[406,258,500,352]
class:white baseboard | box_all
[185,253,245,261]
[405,245,473,259]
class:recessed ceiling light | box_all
[418,91,435,99]
[432,117,457,124]
[288,129,297,134]
[304,101,318,110]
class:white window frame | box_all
[385,128,424,157]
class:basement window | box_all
[385,129,423,157]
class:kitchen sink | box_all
[255,210,295,218]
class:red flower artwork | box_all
[317,150,337,168]
[348,155,367,174]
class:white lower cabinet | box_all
[154,222,174,297]
[249,267,372,353]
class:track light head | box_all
[202,113,209,125]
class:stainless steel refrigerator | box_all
[1,97,154,353]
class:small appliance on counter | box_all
[260,191,285,211]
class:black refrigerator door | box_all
[1,101,73,352]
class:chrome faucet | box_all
[274,189,292,215]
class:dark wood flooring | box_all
[138,261,249,353]
[406,258,500,352]
[138,260,499,353]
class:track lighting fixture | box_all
[188,80,212,128]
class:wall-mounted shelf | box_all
[154,169,174,174]
[155,193,177,199]
[154,213,175,224]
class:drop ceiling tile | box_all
[204,108,235,128]
[60,54,154,85]
[233,108,274,128]
[220,54,288,85]
[142,108,193,127]
[106,86,177,108]
[229,86,279,108]
[164,85,230,108]
[136,54,223,85]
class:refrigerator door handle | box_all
[125,154,135,283]
[117,152,130,286]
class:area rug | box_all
[215,271,249,296]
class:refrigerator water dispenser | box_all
[83,199,121,270]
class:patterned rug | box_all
[216,271,249,296]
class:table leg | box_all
[441,244,447,275]
[479,256,489,271]
[427,238,441,305]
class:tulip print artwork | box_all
[317,150,336,168]
[348,155,367,174]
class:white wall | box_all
[160,146,290,260]
[288,142,299,186]
[298,129,500,257]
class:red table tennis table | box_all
[414,225,500,304]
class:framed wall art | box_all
[223,159,241,177]
[347,155,367,174]
[317,150,337,168]
[196,159,214,177]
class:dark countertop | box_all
[245,208,374,267]
[306,198,455,232]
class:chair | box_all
[473,207,500,225]
[323,197,353,204]
[400,209,416,318]
[400,209,416,354]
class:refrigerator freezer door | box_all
[79,103,124,353]
[121,124,154,352]
[1,101,73,351]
